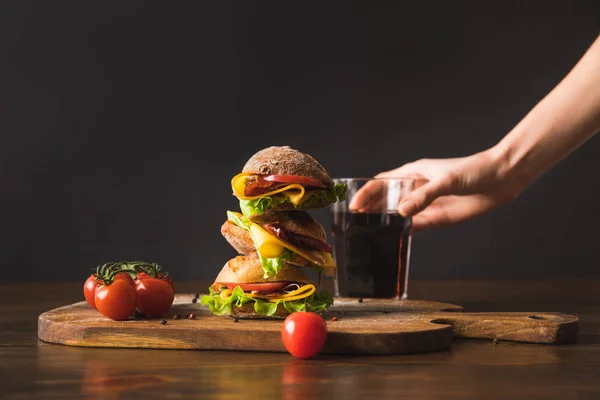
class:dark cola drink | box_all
[331,211,412,299]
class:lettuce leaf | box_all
[301,183,348,209]
[258,249,293,277]
[254,300,278,316]
[200,286,253,316]
[239,196,287,217]
[239,183,347,216]
[200,285,334,317]
[226,210,251,231]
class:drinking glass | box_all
[329,177,414,300]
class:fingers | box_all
[351,159,439,213]
[398,179,449,217]
[410,194,500,231]
[371,155,504,231]
[348,180,386,212]
[375,162,431,191]
[349,178,415,213]
[375,161,426,180]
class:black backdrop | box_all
[2,1,599,282]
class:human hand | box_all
[353,35,600,232]
[373,150,523,232]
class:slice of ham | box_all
[243,174,326,197]
[250,211,332,254]
[265,222,332,253]
[244,177,288,197]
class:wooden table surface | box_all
[2,279,600,400]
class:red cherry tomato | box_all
[83,274,100,309]
[136,272,174,291]
[134,276,175,317]
[94,279,138,321]
[281,312,328,359]
[84,272,134,310]
[263,174,325,188]
[114,272,135,287]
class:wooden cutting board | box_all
[38,294,579,355]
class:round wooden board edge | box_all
[37,297,459,355]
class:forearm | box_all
[491,35,600,190]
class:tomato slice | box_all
[263,175,326,189]
[214,281,294,293]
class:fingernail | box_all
[398,200,416,216]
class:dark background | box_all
[2,1,599,282]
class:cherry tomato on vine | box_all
[114,271,136,287]
[84,272,134,310]
[136,272,174,291]
[94,279,137,321]
[83,274,100,309]
[281,312,328,359]
[134,276,175,317]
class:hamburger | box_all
[222,209,336,277]
[200,251,334,319]
[231,146,347,216]
[202,145,341,319]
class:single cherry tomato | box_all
[85,271,134,310]
[135,272,151,280]
[83,274,100,309]
[94,279,138,321]
[134,277,175,317]
[136,272,174,291]
[281,312,328,359]
[263,174,325,188]
[114,271,136,287]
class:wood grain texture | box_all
[5,280,600,400]
[430,312,579,344]
[37,294,579,354]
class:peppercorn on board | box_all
[37,294,579,354]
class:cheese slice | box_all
[248,284,316,302]
[249,223,335,268]
[216,284,316,303]
[226,213,336,269]
[249,224,285,258]
[231,173,311,206]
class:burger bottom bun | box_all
[228,302,290,320]
[215,252,312,285]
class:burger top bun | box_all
[242,146,334,187]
